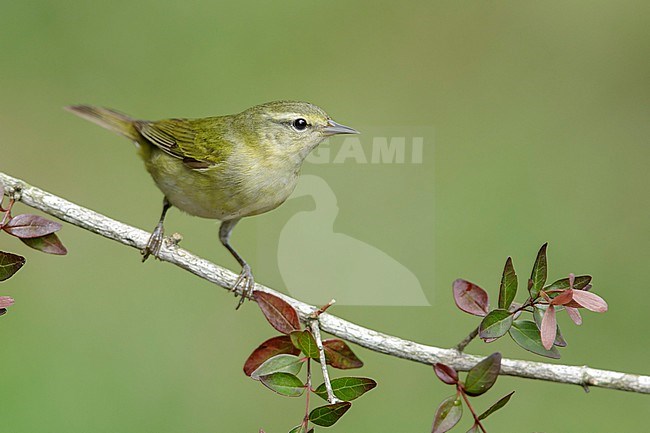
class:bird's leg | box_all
[219,219,254,309]
[142,197,172,262]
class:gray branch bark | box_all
[1,171,649,394]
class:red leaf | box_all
[540,305,557,350]
[0,296,15,308]
[433,363,458,385]
[565,306,582,325]
[3,214,61,238]
[571,290,608,313]
[253,292,301,334]
[243,335,300,376]
[322,339,363,369]
[453,279,489,316]
[550,289,574,306]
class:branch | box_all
[1,171,649,394]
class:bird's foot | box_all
[232,264,255,310]
[142,223,164,262]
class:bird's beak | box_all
[323,119,359,135]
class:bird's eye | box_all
[292,118,308,131]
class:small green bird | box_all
[66,101,358,308]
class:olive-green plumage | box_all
[66,101,358,308]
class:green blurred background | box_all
[1,1,649,431]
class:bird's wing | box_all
[134,118,224,169]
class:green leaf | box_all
[478,309,513,340]
[314,377,377,401]
[251,354,303,380]
[453,279,489,316]
[478,391,515,420]
[463,352,501,396]
[498,257,518,309]
[528,243,548,299]
[322,339,363,369]
[432,395,463,433]
[259,372,305,397]
[288,424,306,433]
[253,292,301,334]
[544,275,592,291]
[243,335,301,376]
[2,214,61,239]
[509,320,560,359]
[0,251,26,281]
[309,402,352,427]
[290,330,319,359]
[20,233,67,255]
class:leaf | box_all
[478,391,515,420]
[20,233,67,255]
[431,395,463,433]
[0,296,15,308]
[529,243,548,299]
[243,335,301,376]
[453,279,489,316]
[463,352,501,396]
[540,305,557,350]
[253,291,301,334]
[498,257,518,310]
[466,425,481,433]
[3,214,61,238]
[309,402,352,427]
[550,289,575,306]
[478,309,513,340]
[434,363,458,385]
[290,330,319,359]
[259,372,305,397]
[251,354,303,380]
[545,275,592,291]
[533,307,566,347]
[0,251,26,281]
[314,377,377,401]
[288,425,306,433]
[565,306,582,325]
[323,339,363,369]
[509,320,560,359]
[571,290,608,313]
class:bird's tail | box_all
[65,105,139,141]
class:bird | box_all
[66,101,358,308]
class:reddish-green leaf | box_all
[243,335,300,376]
[453,279,489,316]
[509,320,560,359]
[290,330,319,359]
[432,395,463,433]
[572,290,608,313]
[254,292,301,334]
[323,339,363,369]
[545,275,592,291]
[479,309,513,340]
[259,372,305,397]
[251,354,303,380]
[434,363,458,385]
[478,391,515,421]
[540,305,557,350]
[314,377,377,401]
[3,214,61,239]
[309,402,352,427]
[498,257,518,310]
[529,243,548,299]
[20,233,67,255]
[565,306,582,325]
[0,251,26,281]
[463,352,501,396]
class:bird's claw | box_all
[232,264,255,310]
[142,223,164,262]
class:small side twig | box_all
[310,319,340,404]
